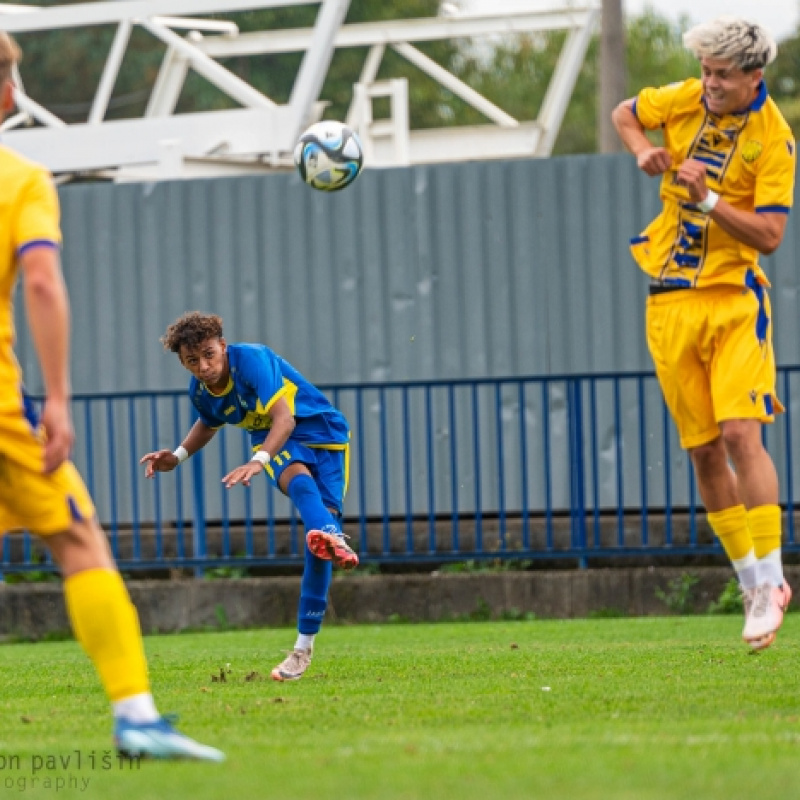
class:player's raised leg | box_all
[306,527,359,570]
[271,461,356,681]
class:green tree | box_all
[765,26,800,136]
[448,10,697,155]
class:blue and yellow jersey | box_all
[189,343,349,448]
[0,145,61,416]
[630,78,795,289]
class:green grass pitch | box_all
[0,617,798,800]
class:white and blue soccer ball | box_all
[294,121,364,192]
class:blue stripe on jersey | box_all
[17,239,59,257]
[68,496,85,522]
[692,154,726,168]
[745,269,769,343]
[749,81,768,112]
[692,152,725,167]
[683,222,702,237]
[755,205,790,214]
[22,390,39,428]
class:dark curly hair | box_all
[160,311,224,353]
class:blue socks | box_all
[287,474,337,532]
[287,475,341,635]
[297,551,332,635]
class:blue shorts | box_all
[257,440,349,516]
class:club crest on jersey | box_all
[741,140,763,163]
[749,390,758,405]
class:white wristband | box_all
[173,445,189,464]
[251,450,271,468]
[697,189,719,213]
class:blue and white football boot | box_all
[115,716,225,762]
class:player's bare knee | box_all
[45,518,115,576]
[689,438,726,474]
[278,462,312,493]
[720,420,763,462]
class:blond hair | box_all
[683,17,777,72]
[0,31,21,84]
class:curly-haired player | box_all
[141,311,359,681]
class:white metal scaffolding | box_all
[0,0,600,181]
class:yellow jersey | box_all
[630,78,796,289]
[0,144,61,415]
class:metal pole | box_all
[392,42,519,128]
[598,0,627,153]
[191,447,207,578]
[89,19,133,124]
[287,0,351,138]
[141,18,276,110]
[536,10,599,157]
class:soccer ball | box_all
[294,121,364,192]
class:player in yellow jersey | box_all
[0,33,223,760]
[612,17,795,650]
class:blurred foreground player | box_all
[0,32,223,761]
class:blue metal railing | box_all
[6,368,800,574]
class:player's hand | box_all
[40,398,74,474]
[676,159,709,203]
[222,461,264,489]
[636,146,672,176]
[139,450,180,478]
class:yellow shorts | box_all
[646,284,782,450]
[0,410,96,536]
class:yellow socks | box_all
[708,505,752,562]
[708,505,758,588]
[748,505,782,559]
[748,505,785,587]
[63,568,150,702]
[708,504,785,588]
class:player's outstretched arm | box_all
[611,98,672,176]
[140,419,217,478]
[21,246,73,474]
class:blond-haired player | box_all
[612,17,795,649]
[0,32,223,760]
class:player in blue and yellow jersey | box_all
[612,17,795,649]
[0,33,223,761]
[140,311,359,681]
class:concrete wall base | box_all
[2,566,797,640]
